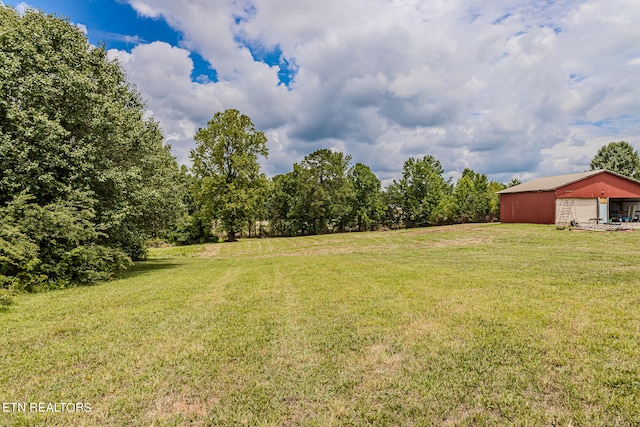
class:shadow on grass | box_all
[115,258,179,280]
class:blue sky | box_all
[4,0,302,86]
[3,0,640,184]
[2,0,220,81]
[5,1,173,47]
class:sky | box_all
[3,0,640,184]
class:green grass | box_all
[1,224,639,426]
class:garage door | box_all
[555,198,598,224]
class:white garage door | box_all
[555,198,598,224]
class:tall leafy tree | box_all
[452,169,491,223]
[399,155,449,226]
[0,6,184,289]
[293,149,352,234]
[348,163,384,231]
[590,141,640,179]
[266,172,299,237]
[434,170,505,224]
[190,109,268,241]
[451,169,502,223]
[381,181,405,229]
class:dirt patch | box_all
[441,406,500,426]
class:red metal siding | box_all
[555,173,640,198]
[499,171,640,224]
[500,191,557,224]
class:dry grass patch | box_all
[198,243,220,258]
[143,394,214,426]
[360,343,403,377]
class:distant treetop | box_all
[590,141,640,180]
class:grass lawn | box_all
[1,224,639,426]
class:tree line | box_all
[176,109,505,244]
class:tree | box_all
[507,178,521,188]
[381,182,405,229]
[292,149,353,234]
[169,166,216,245]
[98,118,185,259]
[398,156,449,226]
[451,169,502,223]
[190,109,268,241]
[266,172,299,236]
[451,169,491,223]
[487,180,506,221]
[348,163,384,231]
[0,6,184,289]
[590,141,640,179]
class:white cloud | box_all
[75,23,88,35]
[127,0,164,19]
[6,1,58,16]
[13,1,29,14]
[114,0,640,184]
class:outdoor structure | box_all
[498,170,640,225]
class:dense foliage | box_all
[260,150,503,236]
[348,163,385,231]
[0,6,184,290]
[168,166,217,245]
[0,194,131,291]
[396,155,450,227]
[293,149,353,234]
[190,109,268,241]
[590,141,640,179]
[186,125,504,239]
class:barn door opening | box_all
[608,198,640,222]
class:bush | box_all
[170,213,216,245]
[0,194,131,291]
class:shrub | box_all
[0,194,131,291]
[170,213,216,245]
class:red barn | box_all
[498,170,640,224]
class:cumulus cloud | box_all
[110,0,640,183]
[10,1,30,14]
[75,23,88,35]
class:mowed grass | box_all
[1,224,639,426]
